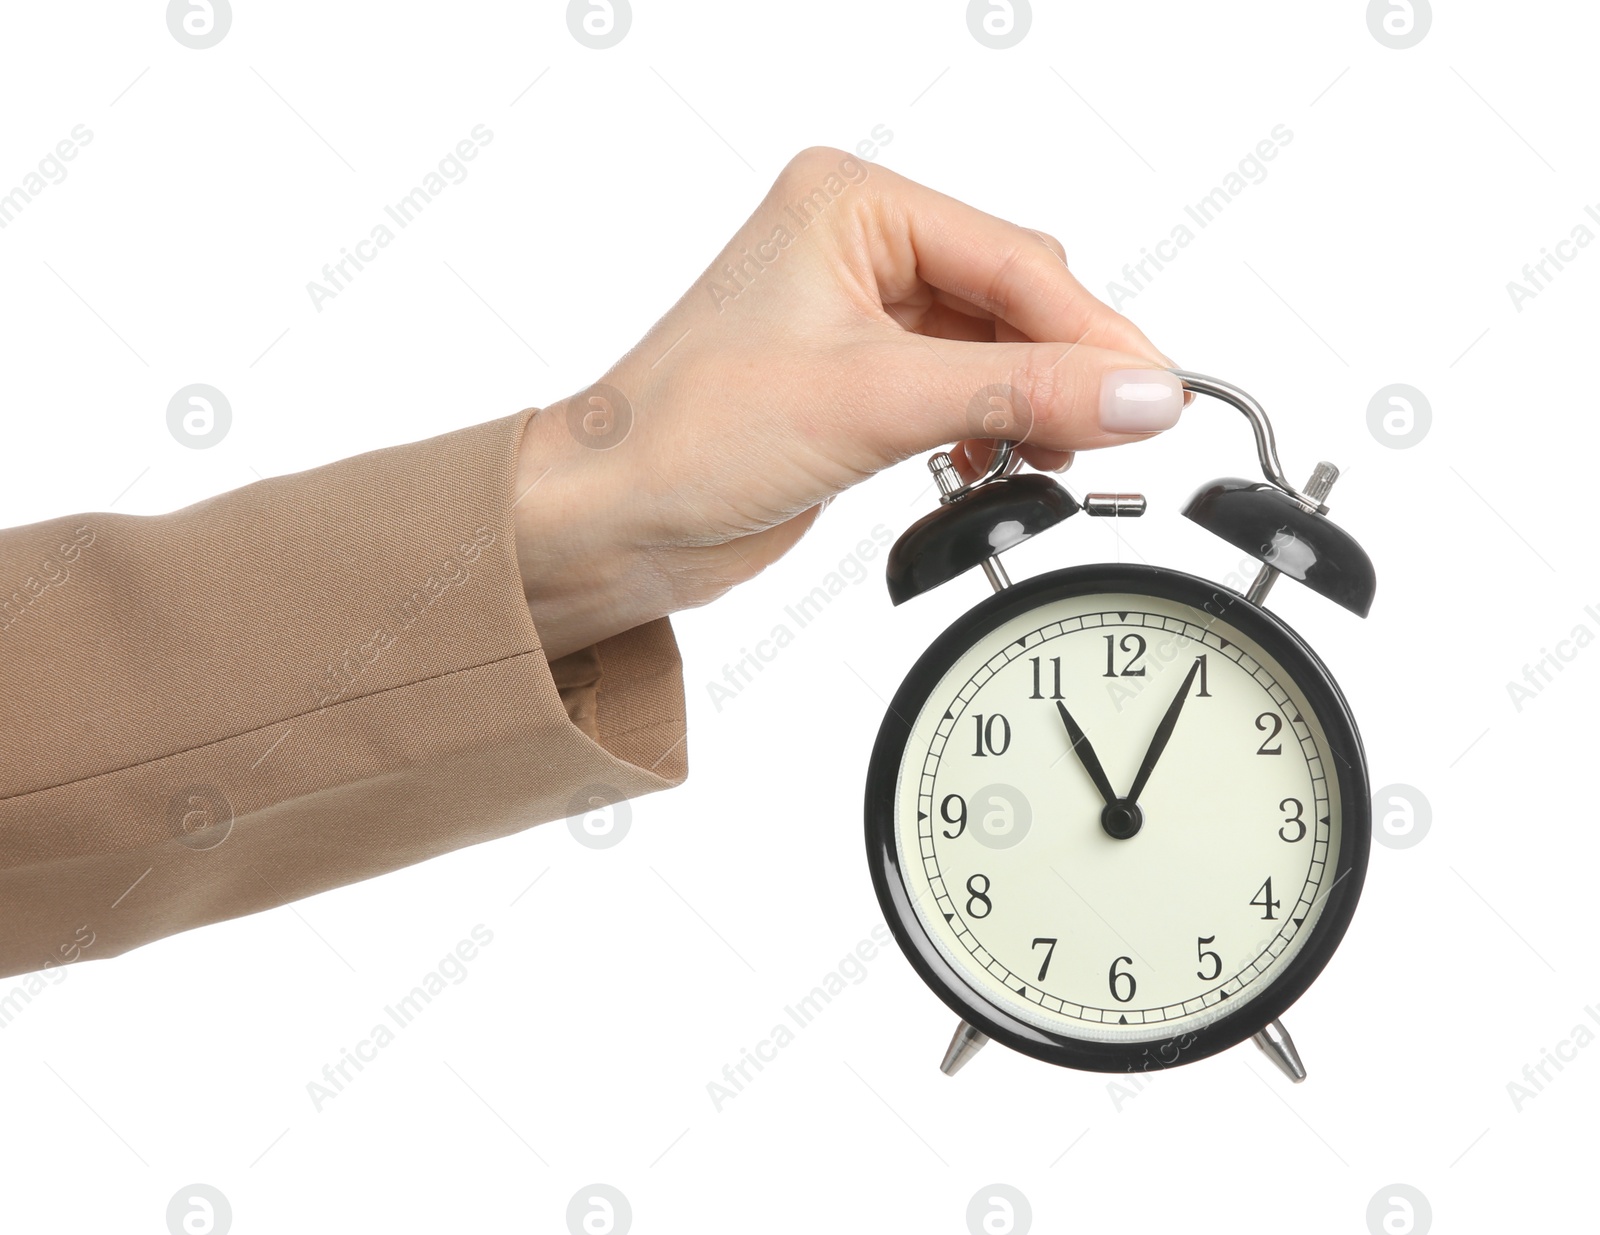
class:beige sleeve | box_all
[0,410,687,980]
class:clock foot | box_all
[939,1020,990,1076]
[1252,1017,1307,1083]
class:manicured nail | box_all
[1153,355,1195,405]
[1100,369,1184,433]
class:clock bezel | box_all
[864,563,1370,1074]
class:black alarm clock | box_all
[864,372,1375,1082]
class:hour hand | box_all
[1054,700,1117,806]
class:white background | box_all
[1,2,1594,1232]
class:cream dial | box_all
[893,590,1342,1043]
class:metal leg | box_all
[940,1020,990,1076]
[1252,1017,1307,1083]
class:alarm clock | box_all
[863,372,1375,1083]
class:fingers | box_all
[856,334,1185,465]
[860,164,1172,364]
[952,439,1072,483]
[985,319,1075,474]
[891,300,997,343]
[1016,444,1075,473]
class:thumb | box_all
[860,336,1187,465]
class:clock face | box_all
[866,565,1369,1071]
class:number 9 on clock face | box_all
[864,565,1370,1072]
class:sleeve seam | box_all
[0,648,549,806]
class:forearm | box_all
[0,411,687,979]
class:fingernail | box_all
[1100,369,1184,433]
[1154,355,1195,405]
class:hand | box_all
[1054,699,1118,806]
[1124,657,1204,805]
[514,147,1187,660]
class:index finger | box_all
[861,164,1173,363]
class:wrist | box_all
[511,406,671,661]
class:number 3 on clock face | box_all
[864,564,1371,1073]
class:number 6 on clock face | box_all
[864,564,1371,1073]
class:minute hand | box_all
[1124,657,1203,805]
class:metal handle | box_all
[1171,371,1328,514]
[942,370,1325,514]
[935,439,1021,503]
